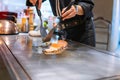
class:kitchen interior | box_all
[0,0,120,80]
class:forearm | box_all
[62,0,94,20]
[75,5,84,15]
[77,0,94,17]
[29,0,37,5]
[28,0,42,9]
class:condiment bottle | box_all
[28,8,34,31]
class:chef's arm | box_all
[74,5,84,15]
[77,0,94,18]
[61,0,94,20]
[26,0,46,9]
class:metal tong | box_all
[35,0,47,38]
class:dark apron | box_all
[65,18,96,47]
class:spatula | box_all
[35,0,47,38]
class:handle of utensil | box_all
[59,0,75,21]
[64,1,75,13]
[35,0,42,18]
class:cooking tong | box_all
[35,0,75,42]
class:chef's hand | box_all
[61,5,84,21]
[30,0,42,10]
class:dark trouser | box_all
[65,18,96,47]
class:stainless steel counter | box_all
[1,35,120,80]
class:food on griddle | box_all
[43,40,68,54]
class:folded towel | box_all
[28,30,41,37]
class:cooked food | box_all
[43,40,68,54]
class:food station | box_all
[1,0,120,80]
[1,34,120,80]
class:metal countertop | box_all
[1,35,120,80]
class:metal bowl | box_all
[0,20,18,34]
